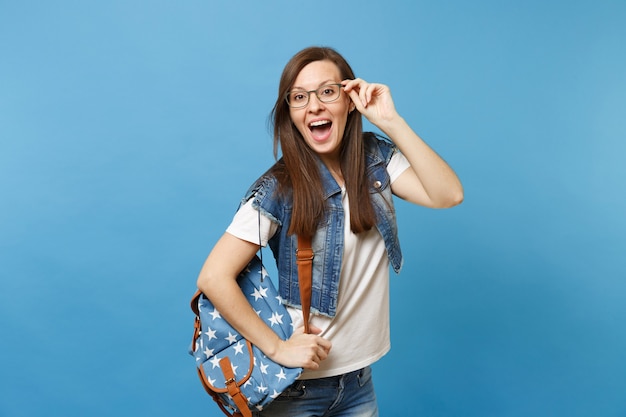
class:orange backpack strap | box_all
[296,235,314,334]
[219,357,251,417]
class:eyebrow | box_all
[290,79,338,91]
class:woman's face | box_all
[288,60,353,164]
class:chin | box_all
[307,141,340,157]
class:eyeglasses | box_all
[285,83,343,108]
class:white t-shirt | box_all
[226,151,410,378]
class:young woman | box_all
[196,46,463,417]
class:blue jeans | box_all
[255,367,379,417]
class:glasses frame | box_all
[285,83,343,108]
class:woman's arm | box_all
[197,232,331,369]
[343,79,464,208]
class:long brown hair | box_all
[270,46,376,237]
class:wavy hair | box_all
[269,46,376,237]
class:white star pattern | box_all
[251,286,268,301]
[261,267,269,281]
[258,286,268,298]
[209,309,221,320]
[275,368,287,381]
[191,257,304,409]
[209,355,221,369]
[203,346,215,358]
[259,362,269,375]
[268,311,284,327]
[205,327,217,341]
[225,332,238,344]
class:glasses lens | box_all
[287,90,308,107]
[317,84,341,103]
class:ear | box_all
[349,102,356,113]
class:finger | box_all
[345,84,365,109]
[341,78,361,91]
[346,90,361,110]
[365,83,382,107]
[316,345,329,361]
[302,348,321,369]
[307,326,320,335]
[360,83,369,105]
[308,324,324,335]
[365,83,376,105]
[359,83,370,108]
[315,336,332,353]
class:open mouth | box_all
[308,119,332,141]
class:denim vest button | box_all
[373,180,382,189]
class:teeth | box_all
[309,120,330,127]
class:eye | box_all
[289,91,307,104]
[320,85,338,96]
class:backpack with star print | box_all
[189,255,303,417]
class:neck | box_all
[324,162,344,188]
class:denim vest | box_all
[242,136,403,318]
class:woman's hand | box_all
[342,78,399,129]
[271,325,332,370]
[343,78,464,208]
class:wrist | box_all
[377,114,407,138]
[261,336,283,360]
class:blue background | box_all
[1,1,625,416]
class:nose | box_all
[307,93,324,112]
